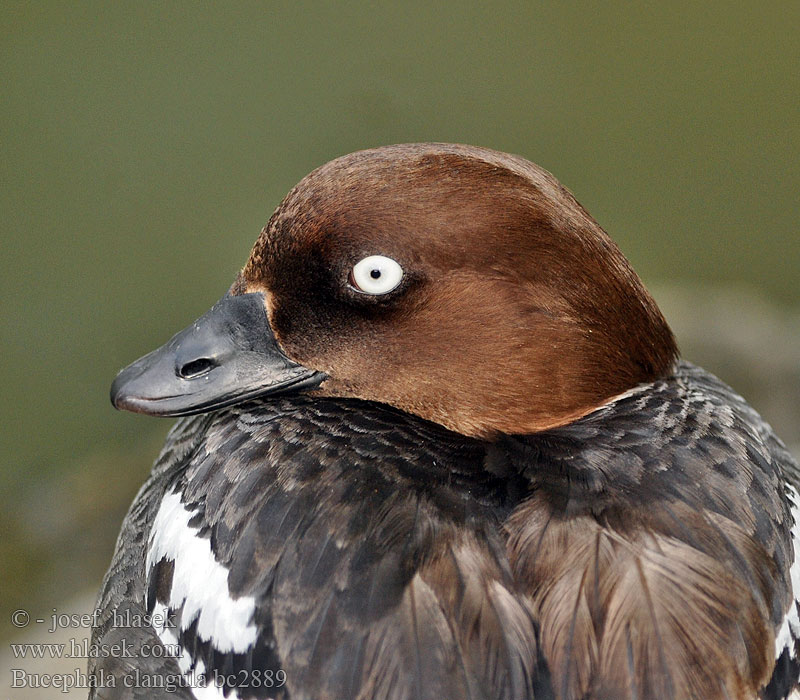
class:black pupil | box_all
[370,269,382,279]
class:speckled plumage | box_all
[91,363,800,699]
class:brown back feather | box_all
[507,494,775,700]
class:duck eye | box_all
[350,255,404,295]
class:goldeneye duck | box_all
[92,144,799,700]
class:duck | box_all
[90,143,800,700]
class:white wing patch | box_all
[775,484,800,659]
[146,489,259,698]
[147,489,258,653]
[151,599,230,700]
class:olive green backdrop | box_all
[2,2,798,637]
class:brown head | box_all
[238,143,677,436]
[111,143,677,437]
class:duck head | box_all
[111,143,678,437]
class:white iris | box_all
[351,255,404,295]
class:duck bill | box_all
[110,292,325,416]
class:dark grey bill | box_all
[110,292,325,416]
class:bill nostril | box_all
[178,357,218,379]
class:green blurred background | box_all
[1,0,798,651]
